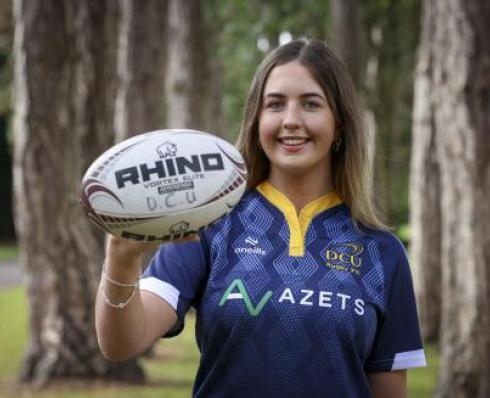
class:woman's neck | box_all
[267,170,334,213]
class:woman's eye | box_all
[303,101,320,109]
[265,101,283,109]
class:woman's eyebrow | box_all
[263,92,285,98]
[302,92,326,101]
[264,92,326,100]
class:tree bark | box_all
[330,0,364,89]
[201,47,225,137]
[200,0,225,137]
[114,0,169,291]
[12,0,143,387]
[114,0,168,142]
[409,0,442,343]
[416,1,490,396]
[165,0,208,129]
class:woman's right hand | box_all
[97,234,180,361]
[107,233,199,258]
[107,235,161,261]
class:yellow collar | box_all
[256,181,342,257]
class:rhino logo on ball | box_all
[157,141,177,158]
[169,221,190,235]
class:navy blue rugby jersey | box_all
[140,181,426,398]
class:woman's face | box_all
[258,61,336,181]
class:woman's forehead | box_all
[263,61,324,96]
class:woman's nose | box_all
[282,104,301,130]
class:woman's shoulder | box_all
[326,205,406,255]
[358,223,408,260]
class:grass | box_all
[0,287,438,397]
[0,287,28,381]
[0,244,18,262]
[408,344,439,398]
[0,287,200,398]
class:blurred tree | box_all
[113,0,168,289]
[411,1,490,396]
[330,0,364,89]
[201,0,225,136]
[409,0,441,343]
[0,114,14,241]
[362,0,421,228]
[0,0,14,241]
[114,0,168,142]
[166,0,212,130]
[12,0,143,386]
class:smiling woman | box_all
[237,40,382,229]
[96,39,426,398]
[258,61,337,209]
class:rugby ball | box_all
[80,129,247,241]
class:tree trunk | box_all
[363,1,421,227]
[330,0,364,89]
[419,1,490,396]
[114,0,168,142]
[114,0,169,291]
[331,0,377,205]
[409,0,442,343]
[12,0,143,387]
[200,0,225,137]
[201,48,225,137]
[165,0,208,129]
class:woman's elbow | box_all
[97,339,139,362]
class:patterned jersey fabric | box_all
[141,181,426,398]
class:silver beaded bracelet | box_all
[100,262,140,309]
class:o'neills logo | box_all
[115,153,225,189]
[234,236,267,256]
[325,243,363,275]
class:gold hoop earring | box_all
[333,138,342,153]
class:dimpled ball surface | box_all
[80,129,247,241]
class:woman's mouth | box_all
[278,137,309,152]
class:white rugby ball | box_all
[80,129,248,241]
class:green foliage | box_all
[203,0,421,229]
[361,0,421,227]
[396,223,411,244]
[0,287,437,397]
[204,0,330,140]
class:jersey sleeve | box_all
[365,240,427,372]
[140,240,208,337]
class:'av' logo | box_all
[219,279,272,316]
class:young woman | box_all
[96,39,426,398]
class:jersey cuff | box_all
[366,349,427,372]
[140,276,180,311]
[391,349,427,370]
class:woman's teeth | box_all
[280,138,307,146]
